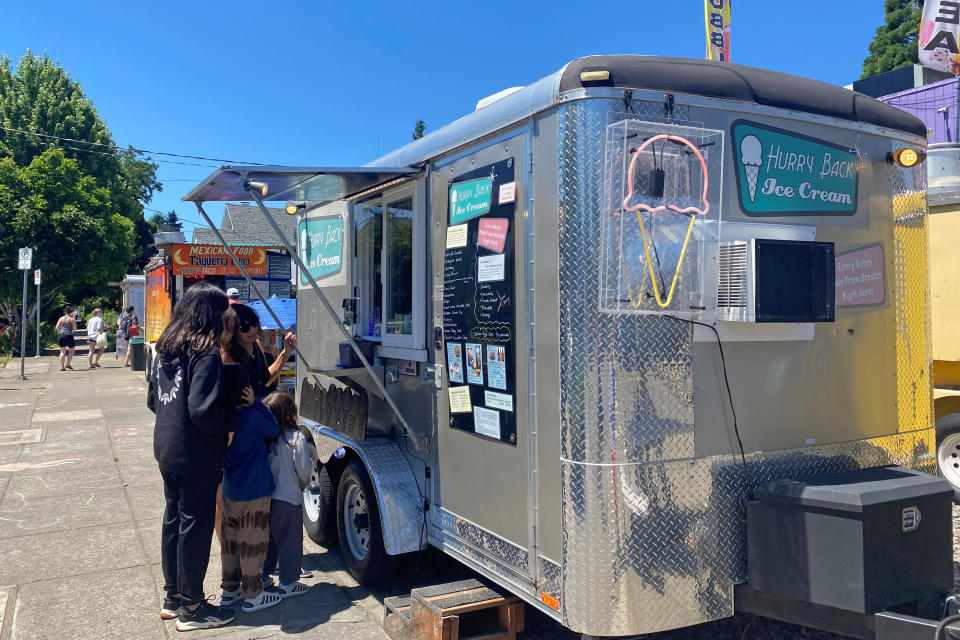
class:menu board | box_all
[443,160,517,445]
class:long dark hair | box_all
[262,391,297,448]
[155,282,228,357]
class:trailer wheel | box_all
[336,460,396,584]
[302,462,337,546]
[936,412,960,502]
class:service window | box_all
[352,181,424,350]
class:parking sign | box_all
[17,248,32,270]
[34,269,41,285]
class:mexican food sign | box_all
[171,243,267,277]
[732,120,858,216]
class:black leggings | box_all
[159,468,221,605]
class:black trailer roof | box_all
[560,56,925,137]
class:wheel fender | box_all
[301,420,425,555]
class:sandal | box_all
[276,582,308,598]
[242,591,281,612]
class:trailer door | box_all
[432,133,534,577]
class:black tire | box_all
[935,412,960,503]
[302,462,337,546]
[336,460,396,584]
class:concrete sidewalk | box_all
[0,356,393,640]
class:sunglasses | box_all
[238,321,259,333]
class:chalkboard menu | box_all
[443,159,517,445]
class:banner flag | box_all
[705,0,731,61]
[920,0,960,74]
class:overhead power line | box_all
[0,124,268,166]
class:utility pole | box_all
[16,248,32,380]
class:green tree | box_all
[0,52,158,263]
[412,119,426,140]
[0,149,136,327]
[862,0,924,78]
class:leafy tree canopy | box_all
[862,0,924,78]
[0,51,159,324]
[0,149,136,323]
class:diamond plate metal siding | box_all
[556,99,937,636]
[891,158,933,434]
[434,508,530,573]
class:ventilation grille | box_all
[718,242,748,309]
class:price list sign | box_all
[443,159,517,445]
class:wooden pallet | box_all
[383,578,525,640]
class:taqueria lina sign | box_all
[171,243,268,277]
[733,120,858,216]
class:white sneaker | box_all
[242,591,282,613]
[276,582,309,598]
[220,589,240,606]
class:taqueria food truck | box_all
[183,56,958,638]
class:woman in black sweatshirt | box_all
[148,282,237,631]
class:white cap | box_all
[226,288,240,297]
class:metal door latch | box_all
[422,364,443,389]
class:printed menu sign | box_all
[442,159,517,445]
[835,244,885,306]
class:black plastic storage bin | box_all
[338,338,376,368]
[746,465,953,614]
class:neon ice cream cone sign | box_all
[621,134,709,309]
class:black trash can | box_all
[130,337,146,372]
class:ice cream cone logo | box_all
[740,135,763,203]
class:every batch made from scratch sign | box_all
[443,159,518,445]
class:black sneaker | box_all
[159,596,182,620]
[174,600,235,632]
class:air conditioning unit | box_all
[716,239,836,323]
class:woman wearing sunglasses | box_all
[225,304,296,399]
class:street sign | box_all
[17,247,32,270]
[33,269,41,286]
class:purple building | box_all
[879,77,958,143]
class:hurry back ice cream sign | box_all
[732,120,858,216]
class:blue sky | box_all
[1,1,884,236]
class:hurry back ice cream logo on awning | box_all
[732,120,858,216]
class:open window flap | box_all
[182,165,417,204]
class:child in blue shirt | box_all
[219,364,282,613]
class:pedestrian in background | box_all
[56,307,77,371]
[148,282,236,631]
[86,308,106,369]
[226,287,241,305]
[116,307,130,362]
[123,306,140,367]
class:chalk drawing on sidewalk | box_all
[32,409,102,423]
[0,458,82,473]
